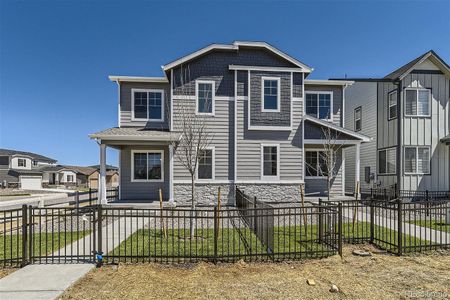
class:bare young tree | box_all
[169,65,214,237]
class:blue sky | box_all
[1,0,449,166]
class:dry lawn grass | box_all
[61,245,450,300]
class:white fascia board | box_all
[399,52,450,80]
[229,65,304,72]
[108,76,169,83]
[305,79,355,86]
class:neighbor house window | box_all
[18,158,26,167]
[132,150,163,181]
[305,92,332,120]
[132,89,164,121]
[261,144,279,179]
[262,77,280,111]
[305,151,328,177]
[378,148,396,175]
[196,81,214,115]
[67,175,74,182]
[404,146,430,174]
[354,106,362,131]
[32,160,38,166]
[197,148,214,179]
[388,91,397,120]
[405,89,430,117]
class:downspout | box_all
[114,80,121,200]
[115,80,121,127]
[395,79,402,192]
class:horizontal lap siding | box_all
[377,82,397,149]
[172,99,231,181]
[120,82,171,129]
[401,73,450,191]
[120,145,170,200]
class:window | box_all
[305,92,332,120]
[262,77,280,111]
[405,89,430,117]
[305,151,328,177]
[18,158,26,167]
[32,160,38,166]
[132,89,164,121]
[354,106,362,131]
[196,81,214,115]
[261,145,279,179]
[197,148,214,179]
[67,175,74,182]
[132,150,163,181]
[378,148,396,175]
[404,146,430,174]
[388,91,397,120]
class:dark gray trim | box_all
[396,80,402,190]
[410,70,444,75]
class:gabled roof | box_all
[303,115,371,142]
[384,50,450,80]
[0,148,56,163]
[63,165,97,175]
[162,41,313,73]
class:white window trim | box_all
[404,146,431,175]
[196,146,215,181]
[404,88,431,118]
[195,80,215,116]
[131,89,165,122]
[305,91,334,122]
[388,91,397,121]
[304,149,331,179]
[354,106,362,131]
[18,158,26,167]
[260,143,280,180]
[377,147,397,175]
[261,76,281,112]
[131,150,164,182]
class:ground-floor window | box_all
[67,175,74,182]
[198,148,214,179]
[305,150,328,177]
[132,150,163,182]
[378,148,396,175]
[404,146,430,174]
[261,144,279,179]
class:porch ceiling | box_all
[89,127,181,145]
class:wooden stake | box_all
[159,188,167,239]
[300,183,307,227]
[216,187,222,236]
[352,181,360,232]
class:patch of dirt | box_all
[0,268,17,279]
[60,245,450,300]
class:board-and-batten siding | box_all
[400,73,450,191]
[304,85,343,127]
[119,82,171,129]
[119,145,170,200]
[172,98,232,181]
[236,98,303,181]
[344,82,378,193]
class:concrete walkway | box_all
[0,264,93,300]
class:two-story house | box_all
[90,41,370,204]
[342,50,450,194]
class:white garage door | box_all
[20,176,42,190]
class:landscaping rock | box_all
[352,249,372,257]
[306,279,316,286]
[330,284,339,293]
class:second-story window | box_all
[388,91,397,120]
[196,81,215,115]
[18,158,26,167]
[354,106,362,131]
[305,92,333,120]
[262,77,280,112]
[405,88,430,117]
[132,89,164,121]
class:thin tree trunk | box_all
[190,174,195,238]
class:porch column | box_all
[355,142,361,198]
[99,143,107,204]
[169,144,174,203]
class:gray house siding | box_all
[119,145,170,200]
[344,82,378,193]
[249,71,291,127]
[304,85,343,126]
[120,82,171,129]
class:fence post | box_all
[75,191,80,212]
[383,188,387,201]
[318,198,323,243]
[28,206,33,264]
[338,202,343,258]
[97,205,103,263]
[89,188,92,206]
[213,206,218,264]
[253,196,257,232]
[21,204,28,267]
[370,200,374,243]
[370,188,374,200]
[397,199,402,256]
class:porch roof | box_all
[89,127,181,142]
[441,134,450,145]
[303,115,372,143]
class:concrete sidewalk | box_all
[0,264,93,300]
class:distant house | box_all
[0,148,57,189]
[65,165,119,188]
[40,165,78,186]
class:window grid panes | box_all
[148,92,162,120]
[133,152,162,181]
[378,148,396,174]
[198,149,213,179]
[305,151,328,177]
[263,146,278,177]
[263,79,278,110]
[354,107,362,131]
[404,147,430,174]
[306,93,331,120]
[18,159,26,167]
[389,92,397,120]
[405,89,430,116]
[198,83,213,113]
[134,91,163,120]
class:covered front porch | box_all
[303,115,371,197]
[89,127,180,204]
